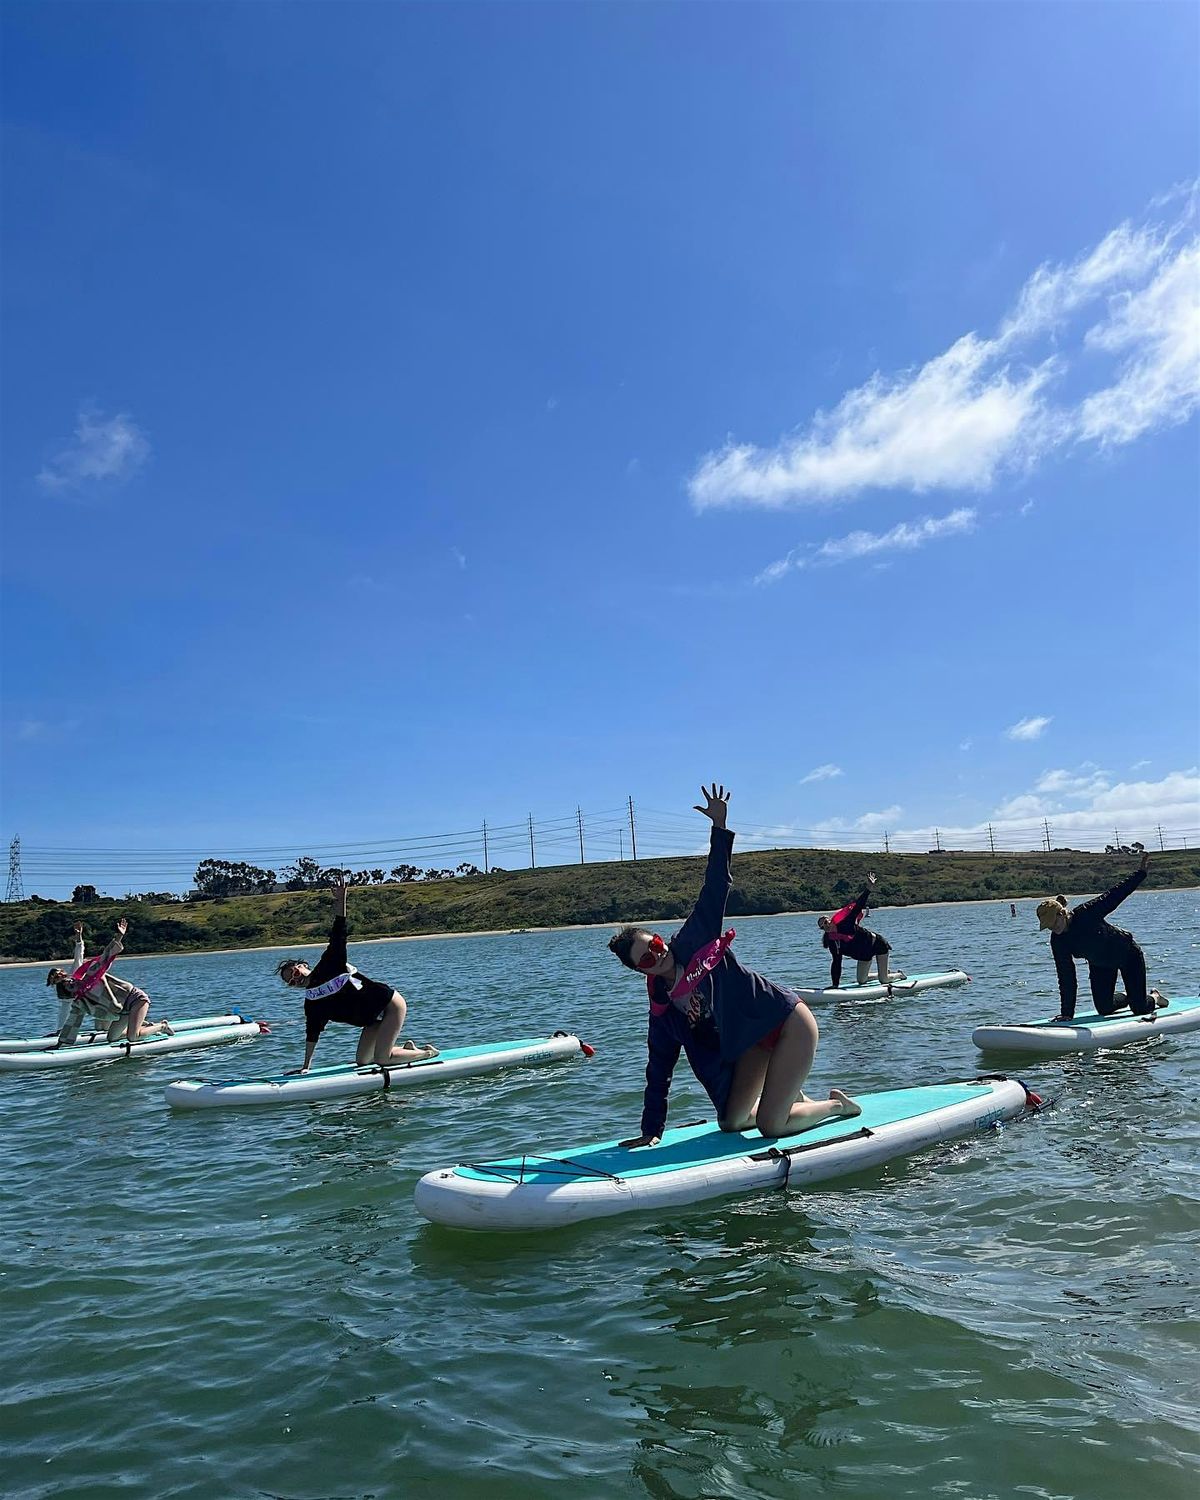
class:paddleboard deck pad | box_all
[165,1031,591,1110]
[795,970,970,1004]
[0,1019,264,1071]
[414,1075,1034,1231]
[973,995,1200,1054]
[0,1013,245,1053]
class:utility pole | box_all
[577,806,585,865]
[528,814,536,869]
[1043,819,1052,853]
[1157,823,1165,852]
[1114,828,1120,850]
[987,823,996,857]
[482,820,490,875]
[619,828,625,861]
[4,835,22,902]
[934,828,942,853]
[628,795,638,861]
[883,830,890,854]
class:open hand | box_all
[72,922,84,936]
[116,917,128,936]
[693,783,730,828]
[866,872,877,886]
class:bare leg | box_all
[754,1006,859,1137]
[355,994,408,1067]
[720,1007,860,1138]
[718,1046,771,1132]
[856,958,872,986]
[876,951,890,982]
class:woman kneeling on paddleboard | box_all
[1036,853,1167,1023]
[48,919,173,1047]
[817,877,901,989]
[278,873,437,1074]
[609,784,859,1147]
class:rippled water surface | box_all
[1,891,1197,1498]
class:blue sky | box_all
[2,1,1198,896]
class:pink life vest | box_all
[647,929,736,1018]
[69,952,117,999]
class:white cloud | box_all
[960,739,973,751]
[1019,498,1035,515]
[803,768,1198,852]
[1075,241,1200,446]
[687,192,1199,510]
[755,507,976,584]
[890,768,1200,852]
[37,406,150,493]
[1034,766,1109,798]
[1006,715,1052,742]
[451,548,467,570]
[800,763,844,784]
[1130,759,1151,771]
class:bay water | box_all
[1,890,1196,1498]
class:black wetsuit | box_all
[303,916,395,1046]
[1050,867,1151,1020]
[822,889,890,987]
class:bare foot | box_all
[829,1088,862,1119]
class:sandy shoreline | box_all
[3,887,1195,968]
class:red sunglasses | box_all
[635,934,667,971]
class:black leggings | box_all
[1088,944,1152,1015]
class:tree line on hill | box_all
[56,855,495,906]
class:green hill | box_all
[2,846,1196,962]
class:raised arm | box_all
[71,923,85,969]
[672,786,734,958]
[101,917,128,963]
[1071,860,1148,926]
[306,874,350,986]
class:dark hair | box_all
[276,958,302,980]
[608,926,650,971]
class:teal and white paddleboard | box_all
[0,1013,245,1053]
[973,995,1200,1055]
[0,1018,263,1071]
[165,1031,591,1110]
[413,1076,1032,1231]
[795,969,970,1004]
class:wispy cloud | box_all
[1130,758,1151,771]
[795,767,1198,852]
[688,190,1198,510]
[37,406,150,494]
[800,763,844,784]
[1006,715,1052,742]
[755,507,975,584]
[451,547,467,570]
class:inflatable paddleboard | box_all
[165,1031,591,1110]
[414,1075,1034,1231]
[0,1019,264,1071]
[0,1013,245,1053]
[973,995,1200,1055]
[795,969,970,1004]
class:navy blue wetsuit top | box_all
[640,828,798,1138]
[1049,867,1146,1013]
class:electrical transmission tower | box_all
[5,836,23,902]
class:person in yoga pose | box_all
[608,784,859,1146]
[817,875,901,989]
[1036,853,1167,1023]
[49,919,172,1046]
[278,873,438,1073]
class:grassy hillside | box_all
[2,846,1197,962]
